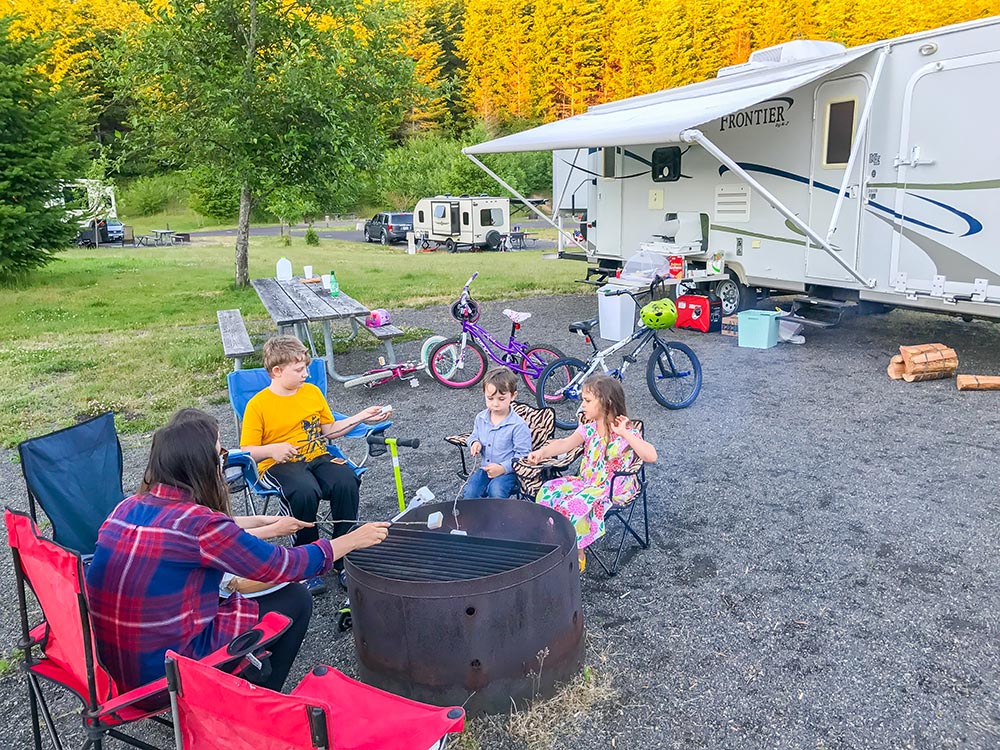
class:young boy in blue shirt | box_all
[462,369,532,499]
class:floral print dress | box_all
[536,420,640,549]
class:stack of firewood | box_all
[887,343,958,382]
[887,343,1000,390]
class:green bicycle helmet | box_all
[639,299,677,330]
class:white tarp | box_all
[465,49,871,154]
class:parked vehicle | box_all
[364,212,413,245]
[413,195,509,252]
[469,17,1000,321]
[105,217,125,242]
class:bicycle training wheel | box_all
[519,345,566,396]
[646,340,702,409]
[429,336,488,388]
[536,357,588,430]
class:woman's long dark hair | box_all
[140,410,231,515]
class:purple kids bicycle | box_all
[428,272,565,393]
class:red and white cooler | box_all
[675,294,723,333]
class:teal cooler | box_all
[737,310,780,349]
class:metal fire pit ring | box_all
[345,498,586,715]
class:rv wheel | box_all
[445,238,457,253]
[715,274,753,315]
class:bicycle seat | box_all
[568,317,599,336]
[503,309,532,324]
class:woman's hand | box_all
[263,516,315,538]
[610,415,631,437]
[348,522,390,550]
[269,442,299,463]
[525,449,544,465]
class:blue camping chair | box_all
[226,359,392,516]
[17,412,124,556]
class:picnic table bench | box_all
[217,309,254,370]
[250,277,403,382]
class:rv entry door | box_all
[807,75,868,282]
[431,201,460,237]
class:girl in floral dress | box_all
[527,375,657,571]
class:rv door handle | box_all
[847,184,858,199]
[893,146,935,169]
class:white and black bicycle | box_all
[536,276,702,430]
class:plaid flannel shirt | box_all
[86,483,334,690]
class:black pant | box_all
[265,454,359,553]
[251,582,313,692]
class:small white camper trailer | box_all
[466,18,1000,320]
[412,195,510,252]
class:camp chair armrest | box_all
[609,466,646,497]
[96,612,293,718]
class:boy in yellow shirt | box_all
[240,336,389,592]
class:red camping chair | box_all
[5,508,291,750]
[165,650,466,750]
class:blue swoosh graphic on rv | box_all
[718,164,982,236]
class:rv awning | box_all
[465,49,872,154]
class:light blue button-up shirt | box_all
[468,408,532,473]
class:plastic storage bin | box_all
[737,310,780,349]
[597,285,637,341]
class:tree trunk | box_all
[235,181,252,287]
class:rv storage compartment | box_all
[737,310,780,349]
[598,284,637,341]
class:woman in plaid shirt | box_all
[86,416,388,692]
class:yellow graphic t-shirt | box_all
[240,384,335,473]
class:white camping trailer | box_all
[465,18,1000,319]
[412,195,510,252]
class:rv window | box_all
[433,205,446,219]
[480,208,504,227]
[824,99,856,167]
[418,210,424,223]
[651,147,681,182]
[463,212,470,225]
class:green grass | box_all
[0,236,582,446]
[119,207,237,235]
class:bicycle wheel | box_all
[536,357,588,430]
[646,340,702,409]
[429,336,488,388]
[519,344,566,396]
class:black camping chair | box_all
[587,419,650,577]
[17,412,124,557]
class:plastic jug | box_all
[329,270,340,297]
[276,257,292,281]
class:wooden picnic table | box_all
[152,229,175,246]
[250,277,398,382]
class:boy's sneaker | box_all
[303,576,328,596]
[338,570,348,589]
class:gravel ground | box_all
[2,292,1000,749]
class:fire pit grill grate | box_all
[348,528,558,582]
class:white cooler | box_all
[597,284,636,341]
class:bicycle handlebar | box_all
[367,435,420,449]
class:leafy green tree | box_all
[111,0,413,286]
[0,17,89,281]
